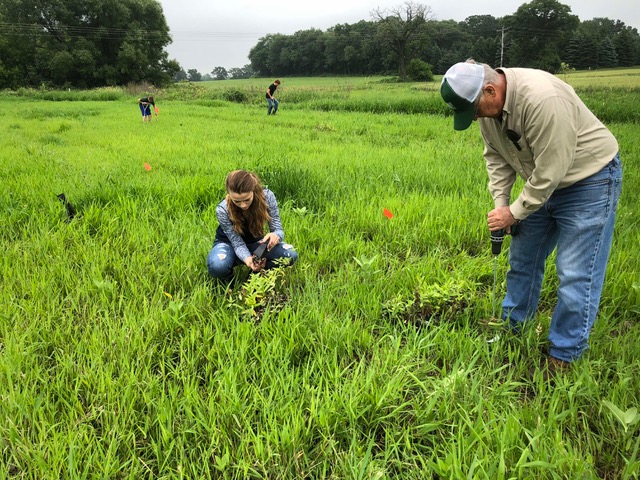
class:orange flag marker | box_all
[383,208,393,219]
[144,163,152,171]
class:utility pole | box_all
[500,26,505,67]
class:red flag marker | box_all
[383,208,393,219]
[144,163,152,171]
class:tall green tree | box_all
[187,69,201,82]
[248,33,289,77]
[299,29,327,75]
[579,18,618,42]
[211,66,227,80]
[424,19,472,74]
[614,27,638,66]
[564,31,598,69]
[461,15,500,66]
[503,0,579,71]
[371,1,433,80]
[228,64,253,79]
[174,68,187,82]
[324,24,355,74]
[598,37,618,68]
[572,18,613,69]
[324,21,383,75]
[0,0,177,88]
[565,18,640,69]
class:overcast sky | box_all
[158,0,638,74]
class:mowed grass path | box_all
[1,92,639,479]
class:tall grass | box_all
[1,76,639,478]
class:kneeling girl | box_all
[207,170,298,280]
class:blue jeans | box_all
[207,240,298,280]
[502,154,622,362]
[267,98,278,115]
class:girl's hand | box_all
[244,256,265,272]
[261,233,280,250]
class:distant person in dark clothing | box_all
[138,95,157,123]
[266,79,280,115]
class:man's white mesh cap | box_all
[440,62,485,130]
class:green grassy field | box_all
[1,71,639,479]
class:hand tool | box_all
[490,229,505,319]
[489,223,519,318]
[253,242,267,261]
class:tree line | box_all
[0,0,638,89]
[247,0,640,79]
[174,65,254,82]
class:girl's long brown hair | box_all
[225,170,270,237]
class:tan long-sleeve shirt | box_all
[479,68,618,220]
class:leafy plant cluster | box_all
[383,277,477,326]
[226,265,290,319]
[6,86,127,102]
[221,88,249,104]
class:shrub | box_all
[222,88,248,103]
[407,59,434,82]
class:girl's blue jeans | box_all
[502,154,622,362]
[207,240,298,280]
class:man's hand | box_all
[488,206,517,232]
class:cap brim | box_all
[453,107,474,131]
[441,78,476,131]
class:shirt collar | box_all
[496,67,514,124]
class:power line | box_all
[0,22,265,41]
[0,22,165,39]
